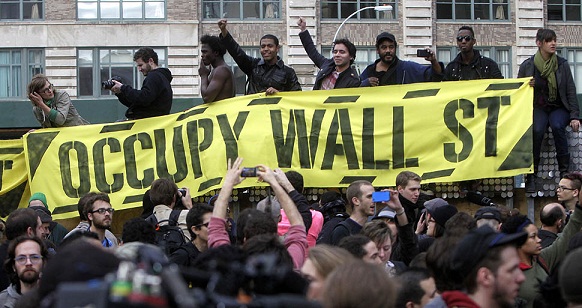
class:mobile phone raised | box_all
[372,191,391,203]
[416,49,431,58]
[241,167,258,177]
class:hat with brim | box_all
[452,226,528,277]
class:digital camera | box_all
[102,76,122,90]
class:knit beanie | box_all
[29,192,48,209]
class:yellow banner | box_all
[0,139,31,218]
[23,78,533,219]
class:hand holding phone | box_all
[416,49,431,58]
[372,191,391,203]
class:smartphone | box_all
[241,167,258,177]
[372,191,391,203]
[416,49,431,58]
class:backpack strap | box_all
[169,209,182,226]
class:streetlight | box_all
[332,5,393,44]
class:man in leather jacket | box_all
[218,19,301,95]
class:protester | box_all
[443,25,503,80]
[297,17,360,89]
[519,28,580,192]
[300,244,355,301]
[199,34,235,103]
[110,47,173,120]
[360,32,443,86]
[218,19,301,95]
[501,199,582,308]
[27,74,89,128]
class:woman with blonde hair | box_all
[300,244,355,301]
[27,74,89,128]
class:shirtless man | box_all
[199,34,235,103]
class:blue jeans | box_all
[533,106,570,170]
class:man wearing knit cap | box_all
[28,192,68,246]
[360,32,443,86]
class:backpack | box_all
[146,210,187,256]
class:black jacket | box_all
[518,54,580,119]
[220,32,301,95]
[299,30,360,90]
[116,67,173,119]
[443,50,503,81]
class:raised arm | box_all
[258,166,304,228]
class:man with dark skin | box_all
[198,34,235,103]
[218,19,301,95]
[360,32,443,86]
[443,26,503,81]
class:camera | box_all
[241,167,258,177]
[178,188,187,197]
[102,76,122,90]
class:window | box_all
[322,46,377,75]
[223,47,261,95]
[437,46,512,78]
[0,0,43,20]
[436,0,508,21]
[548,0,581,21]
[0,49,43,98]
[559,48,582,93]
[78,0,165,20]
[321,1,396,20]
[202,0,280,19]
[77,48,167,97]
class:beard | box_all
[492,286,515,308]
[93,218,111,230]
[19,269,40,284]
[380,51,394,64]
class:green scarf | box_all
[534,50,558,102]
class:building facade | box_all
[2,1,582,109]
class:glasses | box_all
[14,254,43,265]
[39,84,54,94]
[90,208,114,214]
[456,35,473,42]
[196,222,209,229]
[557,186,576,191]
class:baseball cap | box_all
[452,226,527,277]
[427,203,458,227]
[474,207,502,222]
[424,198,449,213]
[372,207,396,220]
[376,32,397,47]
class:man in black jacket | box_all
[297,17,360,90]
[443,26,503,81]
[111,47,173,120]
[218,19,301,95]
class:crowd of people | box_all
[14,19,582,308]
[0,159,581,307]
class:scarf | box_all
[534,50,558,102]
[441,290,480,308]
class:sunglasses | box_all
[456,35,474,42]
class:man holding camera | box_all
[110,47,173,120]
[360,32,443,87]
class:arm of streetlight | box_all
[332,6,393,44]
